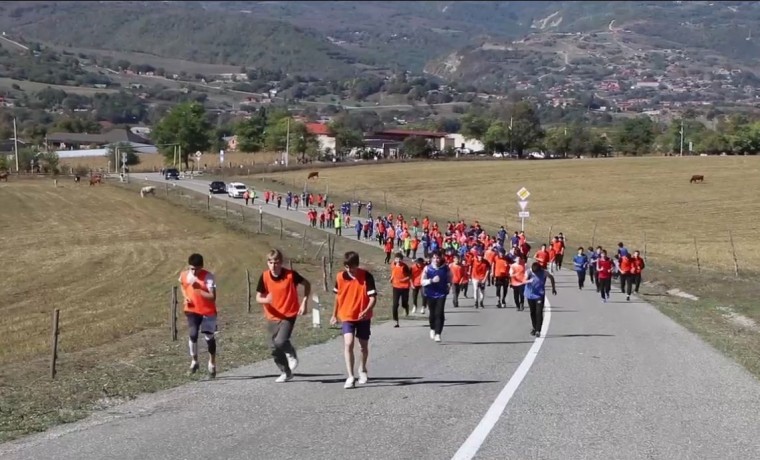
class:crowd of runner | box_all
[177,196,645,389]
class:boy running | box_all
[331,251,377,389]
[255,249,311,383]
[178,253,219,378]
[523,262,557,338]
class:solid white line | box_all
[451,298,552,460]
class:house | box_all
[447,133,485,153]
[0,138,27,154]
[305,123,336,155]
[45,128,152,151]
[370,129,450,150]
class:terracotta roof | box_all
[305,123,332,136]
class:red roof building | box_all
[305,123,333,136]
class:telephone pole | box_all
[679,119,684,156]
[13,117,19,173]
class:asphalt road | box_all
[3,174,759,460]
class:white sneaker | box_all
[358,370,368,384]
[275,372,293,383]
[189,360,199,374]
[420,308,426,315]
[286,353,298,371]
[344,376,356,389]
[434,334,442,342]
[412,307,417,314]
[429,329,435,340]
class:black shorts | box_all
[494,277,509,287]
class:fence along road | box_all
[2,174,759,460]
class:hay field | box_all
[59,151,290,173]
[0,179,326,440]
[261,156,760,274]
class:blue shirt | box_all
[524,270,547,300]
[423,264,450,299]
[573,254,589,272]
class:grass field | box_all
[0,77,119,96]
[0,178,395,442]
[59,151,291,174]
[254,156,760,378]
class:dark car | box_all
[164,168,180,180]
[209,181,227,194]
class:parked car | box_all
[227,182,248,198]
[209,181,227,194]
[164,168,180,180]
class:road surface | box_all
[3,174,759,460]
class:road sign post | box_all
[516,187,530,231]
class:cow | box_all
[74,175,81,184]
[140,185,156,198]
[307,171,319,180]
[89,175,102,186]
[0,171,8,182]
[690,175,704,184]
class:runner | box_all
[178,253,219,378]
[449,254,467,308]
[331,251,377,389]
[631,250,646,295]
[509,256,527,311]
[410,257,427,314]
[493,249,510,308]
[619,251,633,300]
[523,261,557,338]
[470,249,490,309]
[389,252,411,327]
[421,249,451,343]
[255,249,311,383]
[573,246,589,289]
[596,249,614,303]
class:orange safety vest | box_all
[180,269,217,317]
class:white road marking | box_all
[451,298,552,460]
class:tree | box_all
[38,151,60,175]
[330,123,364,157]
[152,102,212,168]
[544,127,572,157]
[55,116,101,134]
[402,136,431,158]
[508,101,544,158]
[106,142,140,167]
[483,121,509,154]
[460,113,490,141]
[263,117,316,161]
[614,117,655,156]
[234,112,267,153]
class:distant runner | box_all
[523,261,557,338]
[422,249,451,342]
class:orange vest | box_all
[471,259,489,281]
[510,263,526,286]
[180,269,217,317]
[391,262,411,289]
[411,263,425,287]
[494,258,509,277]
[450,263,465,284]
[260,269,300,320]
[335,269,373,322]
[619,256,632,274]
[535,250,550,268]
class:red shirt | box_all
[596,258,613,279]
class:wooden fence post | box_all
[418,198,423,216]
[547,224,553,245]
[207,195,210,211]
[50,309,60,379]
[259,210,263,233]
[289,260,294,271]
[225,200,228,218]
[728,230,739,277]
[171,286,178,341]
[693,236,701,273]
[165,183,169,196]
[301,228,307,250]
[322,256,328,292]
[591,222,597,248]
[241,204,245,222]
[643,231,648,262]
[246,269,252,313]
[279,218,283,239]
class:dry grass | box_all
[0,179,339,441]
[254,156,760,378]
[260,156,760,274]
[59,151,292,174]
[0,77,119,96]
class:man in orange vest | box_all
[331,251,378,389]
[178,253,219,378]
[255,249,312,383]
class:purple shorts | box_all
[341,320,371,340]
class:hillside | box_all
[0,1,364,78]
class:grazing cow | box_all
[140,186,156,198]
[307,171,319,180]
[0,171,8,182]
[690,174,704,183]
[74,175,81,184]
[89,175,102,186]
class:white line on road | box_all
[451,298,552,460]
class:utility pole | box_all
[509,116,513,155]
[13,117,19,173]
[679,119,684,156]
[284,118,290,167]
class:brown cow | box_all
[690,175,704,183]
[307,171,319,180]
[0,171,8,182]
[89,175,102,186]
